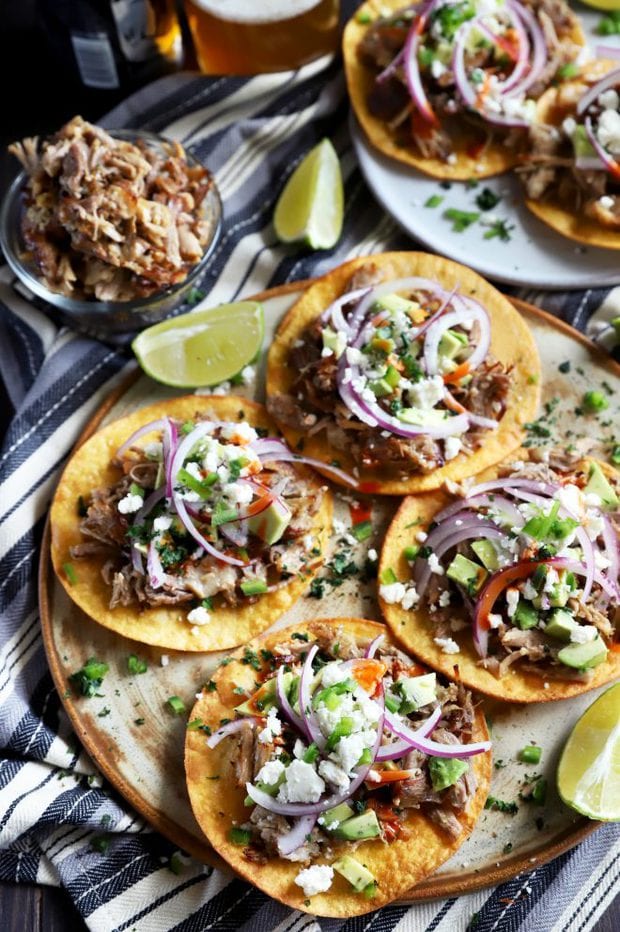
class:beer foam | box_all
[191,0,322,24]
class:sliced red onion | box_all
[375,703,442,761]
[424,301,491,376]
[146,539,177,590]
[577,67,620,117]
[299,645,325,749]
[251,437,359,488]
[383,708,490,758]
[116,418,167,459]
[376,46,405,85]
[347,276,449,334]
[468,413,500,429]
[277,813,317,857]
[503,0,547,98]
[403,4,439,124]
[365,634,384,659]
[207,717,259,748]
[596,46,620,61]
[174,496,245,567]
[575,154,606,172]
[601,516,619,587]
[548,557,619,602]
[434,492,524,527]
[584,115,620,180]
[219,520,249,548]
[466,478,557,498]
[414,521,507,597]
[276,664,308,739]
[163,418,178,500]
[320,287,371,337]
[130,487,166,574]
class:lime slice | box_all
[132,301,264,388]
[274,138,344,249]
[557,682,620,822]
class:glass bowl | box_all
[0,129,222,336]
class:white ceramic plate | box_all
[350,6,620,289]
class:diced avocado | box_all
[584,462,619,511]
[373,293,419,316]
[571,125,596,160]
[396,672,437,712]
[446,553,488,593]
[429,757,469,792]
[322,803,355,828]
[369,377,394,398]
[514,600,539,631]
[549,570,575,608]
[256,774,285,796]
[332,810,381,841]
[333,855,377,893]
[322,326,347,359]
[471,539,499,572]
[544,608,578,642]
[557,636,608,670]
[438,329,468,360]
[247,498,291,545]
[235,672,293,716]
[384,364,401,388]
[397,407,451,427]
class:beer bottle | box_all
[39,0,183,107]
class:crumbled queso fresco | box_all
[379,581,420,610]
[294,864,334,897]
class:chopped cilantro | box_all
[597,10,620,35]
[180,420,196,436]
[483,219,514,242]
[524,421,551,438]
[558,360,571,373]
[69,658,109,698]
[241,648,261,671]
[433,0,475,40]
[308,578,325,599]
[503,842,513,854]
[475,188,501,211]
[444,208,480,232]
[90,835,110,854]
[485,796,519,815]
[157,540,189,568]
[77,495,88,517]
[134,717,145,726]
[97,707,111,718]
[425,194,444,208]
[610,444,620,465]
[292,632,309,641]
[557,62,579,80]
[418,46,435,68]
[186,288,205,305]
[127,654,148,675]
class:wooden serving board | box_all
[39,282,620,901]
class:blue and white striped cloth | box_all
[0,49,619,932]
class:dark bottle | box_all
[39,0,183,109]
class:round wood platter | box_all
[39,280,619,902]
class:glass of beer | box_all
[183,0,340,75]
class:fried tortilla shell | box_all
[185,618,492,917]
[379,457,620,702]
[50,397,332,651]
[266,251,541,495]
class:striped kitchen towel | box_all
[0,47,619,932]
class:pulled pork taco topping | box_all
[388,456,619,679]
[70,415,351,612]
[269,272,511,476]
[206,628,490,891]
[357,0,581,162]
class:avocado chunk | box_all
[571,125,596,160]
[397,407,451,427]
[332,810,381,841]
[584,462,619,511]
[369,377,394,398]
[471,539,499,571]
[514,599,539,630]
[545,608,578,642]
[429,757,469,792]
[557,636,608,670]
[322,326,347,359]
[438,329,468,360]
[446,553,488,593]
[373,292,419,316]
[395,672,437,712]
[321,803,355,828]
[333,855,376,893]
[247,498,291,545]
[235,671,293,716]
[549,569,576,608]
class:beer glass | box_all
[183,0,340,75]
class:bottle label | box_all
[70,32,120,89]
[111,0,159,63]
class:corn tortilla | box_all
[50,397,332,652]
[185,618,492,917]
[266,251,541,495]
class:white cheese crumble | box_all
[258,707,282,744]
[506,587,519,619]
[597,108,620,156]
[408,375,445,410]
[488,613,503,629]
[569,625,598,644]
[379,581,420,609]
[117,493,143,514]
[293,739,306,759]
[278,759,325,803]
[255,759,285,786]
[160,654,169,667]
[444,436,462,461]
[318,759,350,791]
[320,662,350,689]
[187,606,211,625]
[240,365,256,384]
[599,195,615,211]
[294,865,334,897]
[428,553,444,575]
[438,589,451,608]
[367,548,378,562]
[433,636,460,654]
[153,515,173,533]
[332,733,368,774]
[220,422,258,444]
[144,441,163,460]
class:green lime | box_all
[557,682,620,822]
[132,301,264,388]
[274,138,344,249]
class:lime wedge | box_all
[132,301,264,388]
[557,682,620,822]
[274,138,344,249]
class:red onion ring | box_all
[403,2,439,124]
[424,300,491,376]
[320,286,372,337]
[116,418,167,460]
[276,664,308,739]
[299,645,326,750]
[413,520,508,597]
[434,493,524,527]
[375,703,442,761]
[130,487,166,574]
[383,708,491,758]
[251,437,359,488]
[577,67,620,117]
[207,717,259,748]
[277,813,317,857]
[584,115,620,180]
[365,634,384,659]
